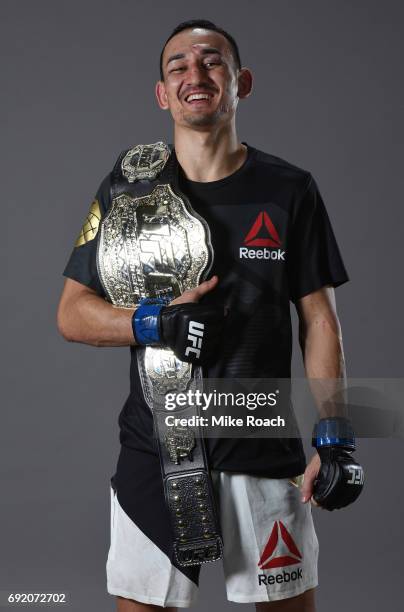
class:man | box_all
[57,19,362,612]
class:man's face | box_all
[156,28,248,129]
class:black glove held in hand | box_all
[313,447,364,511]
[312,417,364,511]
[160,303,226,365]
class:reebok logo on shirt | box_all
[240,247,285,261]
[240,212,285,261]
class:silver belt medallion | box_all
[97,182,212,405]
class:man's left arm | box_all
[287,174,364,509]
[295,285,347,504]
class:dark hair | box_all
[159,19,241,80]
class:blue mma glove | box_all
[132,297,225,365]
[312,417,364,511]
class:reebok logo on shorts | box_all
[257,521,303,586]
[258,568,303,586]
[240,212,285,261]
[258,521,302,569]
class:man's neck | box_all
[173,124,247,183]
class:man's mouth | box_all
[184,92,214,104]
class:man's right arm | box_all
[57,275,222,349]
[57,278,136,347]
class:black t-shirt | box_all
[63,143,349,478]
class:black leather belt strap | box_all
[153,401,223,566]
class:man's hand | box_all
[132,275,226,364]
[302,418,365,511]
[301,453,321,505]
[170,275,219,305]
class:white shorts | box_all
[106,469,318,607]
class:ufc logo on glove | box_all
[185,321,205,359]
[347,466,364,485]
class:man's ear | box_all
[155,80,169,109]
[237,68,253,99]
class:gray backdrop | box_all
[1,0,403,610]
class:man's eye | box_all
[170,66,185,73]
[204,62,220,68]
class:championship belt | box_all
[96,142,223,566]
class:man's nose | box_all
[185,62,208,83]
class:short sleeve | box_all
[288,175,349,303]
[62,173,111,296]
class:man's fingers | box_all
[301,452,321,503]
[193,275,219,300]
[180,276,219,303]
[301,470,317,503]
[170,276,219,305]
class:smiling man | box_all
[57,19,363,612]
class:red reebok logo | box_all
[258,521,302,570]
[244,212,282,247]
